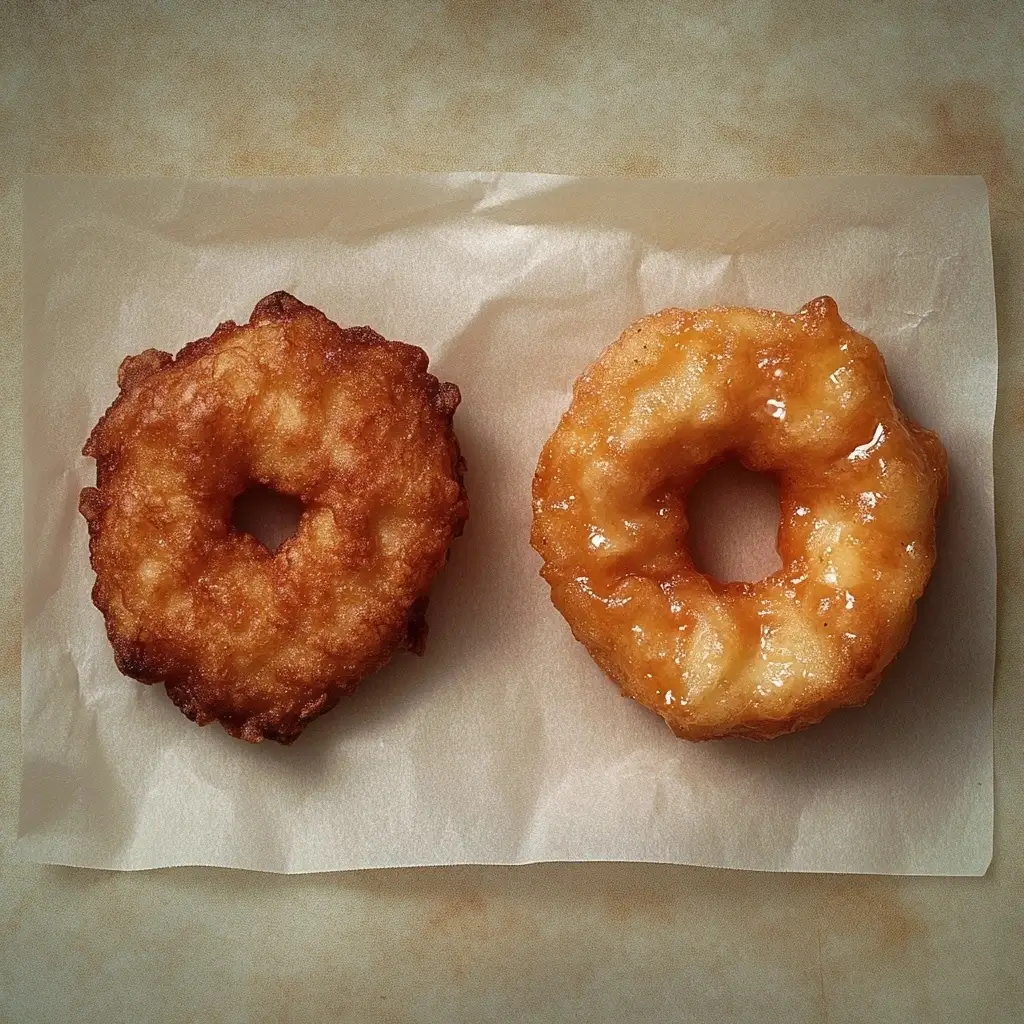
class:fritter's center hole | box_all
[687,461,783,583]
[230,484,305,553]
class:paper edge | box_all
[13,839,993,878]
[17,172,998,878]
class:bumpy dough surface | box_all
[531,297,947,740]
[81,292,468,743]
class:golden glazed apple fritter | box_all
[81,292,467,743]
[532,297,946,740]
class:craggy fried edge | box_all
[80,292,468,744]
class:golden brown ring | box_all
[531,297,947,740]
[81,292,467,743]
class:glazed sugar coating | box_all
[80,292,467,743]
[531,297,947,740]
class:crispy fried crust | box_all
[532,297,947,741]
[81,292,468,743]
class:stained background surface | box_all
[2,2,1022,1021]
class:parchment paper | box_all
[19,174,996,875]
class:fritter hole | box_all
[231,484,306,553]
[686,460,782,583]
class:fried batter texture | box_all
[81,292,467,743]
[532,297,947,740]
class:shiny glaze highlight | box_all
[532,297,947,740]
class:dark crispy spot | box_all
[435,381,462,417]
[78,486,105,525]
[405,596,431,655]
[250,290,310,321]
[116,349,173,392]
[341,325,389,347]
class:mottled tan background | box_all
[2,2,1022,1022]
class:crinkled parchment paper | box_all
[20,174,995,874]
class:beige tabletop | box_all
[3,2,1022,1021]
